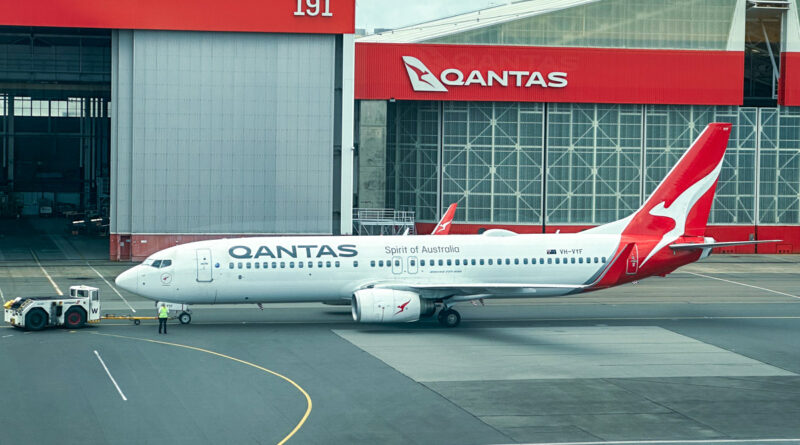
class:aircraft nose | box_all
[115,267,138,293]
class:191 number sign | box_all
[294,0,333,17]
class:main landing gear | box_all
[437,308,461,328]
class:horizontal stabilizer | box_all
[670,240,781,250]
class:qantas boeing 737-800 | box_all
[115,123,777,327]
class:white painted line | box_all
[0,286,4,303]
[503,439,800,445]
[88,264,136,313]
[30,250,62,296]
[94,350,127,401]
[685,271,800,300]
[2,335,12,338]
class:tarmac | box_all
[1,217,800,444]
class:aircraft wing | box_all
[372,282,586,297]
[670,240,781,250]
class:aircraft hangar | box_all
[2,0,800,261]
[0,1,355,261]
[354,0,800,253]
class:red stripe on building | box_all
[779,52,800,105]
[0,0,355,34]
[356,43,744,105]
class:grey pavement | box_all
[2,230,800,444]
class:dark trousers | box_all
[158,317,167,334]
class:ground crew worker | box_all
[158,303,169,334]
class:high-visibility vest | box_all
[158,306,169,319]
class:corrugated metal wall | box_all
[111,30,335,235]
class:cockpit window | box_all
[160,260,172,268]
[151,260,162,268]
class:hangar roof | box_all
[358,0,744,51]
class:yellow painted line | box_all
[90,332,311,445]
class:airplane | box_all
[114,123,778,327]
[432,203,457,235]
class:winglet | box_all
[432,203,458,235]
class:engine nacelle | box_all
[351,289,432,323]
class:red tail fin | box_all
[586,123,732,264]
[432,203,457,235]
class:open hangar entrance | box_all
[0,26,111,259]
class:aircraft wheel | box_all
[438,309,461,328]
[178,312,192,324]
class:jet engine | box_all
[351,289,434,323]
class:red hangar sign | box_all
[0,0,355,34]
[355,42,745,105]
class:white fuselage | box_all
[115,233,621,304]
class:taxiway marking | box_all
[0,286,4,303]
[90,332,311,445]
[2,334,12,338]
[685,271,800,300]
[509,438,800,445]
[30,250,62,296]
[94,350,127,401]
[88,264,136,313]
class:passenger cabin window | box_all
[523,258,528,265]
[308,261,313,268]
[480,259,485,265]
[394,260,399,267]
[547,258,552,264]
[255,262,260,269]
[289,262,294,268]
[263,262,268,269]
[471,259,477,265]
[280,262,285,268]
[447,259,452,266]
[335,261,340,268]
[272,262,277,268]
[238,262,243,269]
[514,259,519,265]
[298,262,303,268]
[410,260,415,266]
[455,259,460,266]
[571,258,575,264]
[438,259,444,266]
[354,261,359,267]
[539,258,544,264]
[602,257,607,263]
[318,261,323,268]
[594,257,599,263]
[229,263,234,269]
[246,262,252,269]
[488,259,493,265]
[326,261,332,268]
[370,260,376,267]
[378,260,384,267]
